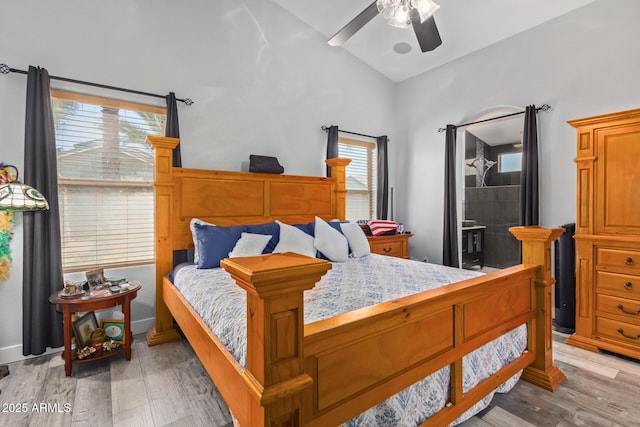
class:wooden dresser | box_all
[566,109,640,359]
[367,233,412,259]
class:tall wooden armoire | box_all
[566,109,640,359]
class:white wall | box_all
[0,0,396,362]
[395,0,640,264]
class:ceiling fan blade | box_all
[328,1,379,47]
[412,15,442,52]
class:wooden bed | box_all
[145,136,565,426]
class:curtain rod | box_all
[0,63,193,106]
[437,104,550,133]
[321,125,379,140]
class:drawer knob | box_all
[626,257,635,266]
[617,327,640,340]
[383,247,392,253]
[624,282,633,290]
[616,304,640,315]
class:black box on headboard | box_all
[249,155,284,174]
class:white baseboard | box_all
[0,317,155,365]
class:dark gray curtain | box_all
[376,135,389,220]
[166,92,188,266]
[23,66,64,355]
[166,92,181,167]
[520,105,539,225]
[326,125,339,177]
[443,125,459,267]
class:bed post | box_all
[146,135,182,346]
[221,253,331,427]
[325,158,350,221]
[510,226,566,391]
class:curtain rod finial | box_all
[438,127,446,133]
[0,64,10,74]
[540,104,551,111]
[183,98,194,106]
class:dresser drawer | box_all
[596,294,640,321]
[370,240,403,257]
[596,248,640,272]
[596,271,640,298]
[596,316,640,344]
[367,234,412,259]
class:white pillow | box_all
[190,218,215,263]
[228,232,272,258]
[340,222,371,258]
[314,217,349,262]
[273,221,316,258]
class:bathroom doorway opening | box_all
[461,108,524,269]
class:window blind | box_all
[52,90,165,271]
[338,137,377,221]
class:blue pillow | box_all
[293,222,314,236]
[247,222,280,253]
[192,222,247,268]
[304,220,345,236]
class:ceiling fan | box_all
[328,0,442,53]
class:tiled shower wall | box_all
[464,186,521,268]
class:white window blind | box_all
[338,137,376,221]
[51,90,166,271]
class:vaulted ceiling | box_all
[271,0,596,82]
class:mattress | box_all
[173,254,526,426]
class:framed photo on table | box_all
[85,268,105,289]
[72,311,99,348]
[100,319,125,344]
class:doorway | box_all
[461,108,523,269]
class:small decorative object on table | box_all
[72,311,98,348]
[101,319,125,343]
[102,339,120,352]
[58,280,85,299]
[105,276,126,285]
[89,288,111,298]
[90,328,106,350]
[76,346,96,360]
[85,267,105,289]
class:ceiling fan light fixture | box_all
[415,0,440,23]
[377,0,398,19]
[376,0,440,28]
[387,6,411,28]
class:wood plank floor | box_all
[0,332,638,426]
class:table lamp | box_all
[0,163,49,386]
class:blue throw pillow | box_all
[304,220,345,237]
[192,222,247,268]
[247,222,280,253]
[293,222,314,236]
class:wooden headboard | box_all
[145,135,350,344]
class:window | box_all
[51,90,166,271]
[498,152,522,173]
[338,137,377,220]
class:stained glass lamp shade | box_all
[0,181,49,211]
[0,164,49,282]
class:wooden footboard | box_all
[302,265,537,426]
[146,136,565,426]
[218,227,564,426]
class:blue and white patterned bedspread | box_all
[174,254,526,426]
